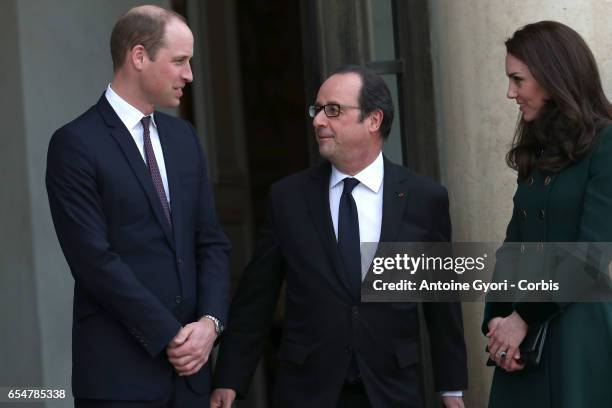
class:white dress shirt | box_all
[104,84,171,206]
[329,151,383,280]
[329,151,462,398]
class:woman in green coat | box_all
[483,21,612,407]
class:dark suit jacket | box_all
[214,158,467,407]
[46,95,231,400]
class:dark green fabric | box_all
[484,125,612,408]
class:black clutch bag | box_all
[486,320,549,367]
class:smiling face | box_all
[140,18,193,109]
[506,53,550,122]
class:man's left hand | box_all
[167,317,217,376]
[442,396,465,408]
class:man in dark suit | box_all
[46,5,230,407]
[210,66,467,408]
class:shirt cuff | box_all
[441,390,463,397]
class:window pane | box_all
[366,0,395,61]
[381,74,403,165]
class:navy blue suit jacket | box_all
[46,95,230,400]
[214,159,467,407]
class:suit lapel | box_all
[380,158,410,243]
[305,162,354,296]
[97,96,175,250]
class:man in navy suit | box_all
[46,5,230,407]
[210,66,467,407]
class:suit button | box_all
[522,210,527,220]
[344,346,352,354]
[544,175,552,185]
[527,176,534,186]
[352,306,359,315]
[177,258,183,265]
[538,209,545,220]
[175,295,183,304]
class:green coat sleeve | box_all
[482,188,522,334]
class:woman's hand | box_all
[486,311,528,372]
[487,316,503,333]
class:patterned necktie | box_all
[141,116,171,226]
[338,177,362,300]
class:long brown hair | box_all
[505,21,612,180]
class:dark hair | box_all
[505,21,612,180]
[332,65,395,139]
[110,6,186,71]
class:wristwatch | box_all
[202,315,224,335]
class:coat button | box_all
[527,176,534,186]
[522,210,527,220]
[352,306,359,315]
[175,295,183,304]
[544,176,552,185]
[344,346,352,354]
[520,244,526,253]
[538,209,545,220]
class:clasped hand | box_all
[486,311,528,372]
[167,317,217,376]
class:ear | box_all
[129,44,148,71]
[367,109,384,133]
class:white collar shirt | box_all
[104,84,170,205]
[329,151,384,279]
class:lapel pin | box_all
[397,192,406,198]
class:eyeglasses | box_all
[308,103,361,118]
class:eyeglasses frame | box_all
[308,103,362,118]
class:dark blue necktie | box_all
[338,177,362,300]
